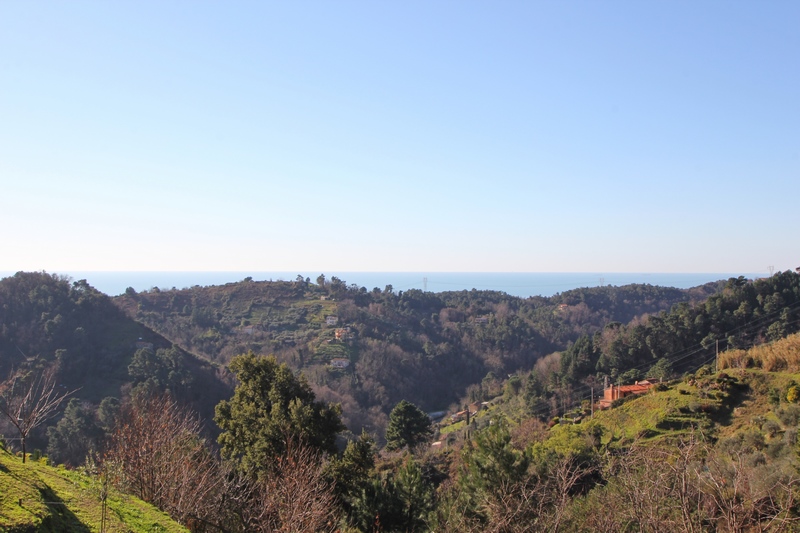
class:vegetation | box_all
[0,271,233,467]
[0,445,188,532]
[112,274,722,435]
[385,400,433,451]
[215,352,344,477]
[0,364,75,462]
[4,269,800,531]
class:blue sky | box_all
[1,1,798,274]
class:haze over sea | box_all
[1,272,764,299]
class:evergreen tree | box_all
[326,430,376,517]
[215,352,344,476]
[385,400,433,451]
[46,398,103,466]
[349,456,434,532]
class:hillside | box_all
[3,272,800,532]
[112,276,716,432]
[423,333,800,532]
[0,272,233,463]
[0,447,187,532]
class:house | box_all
[474,316,489,325]
[449,402,482,423]
[330,358,350,369]
[596,380,656,410]
[325,315,338,326]
[335,327,352,340]
[239,325,255,335]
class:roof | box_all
[616,384,652,394]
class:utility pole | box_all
[423,277,428,291]
[591,387,594,418]
[769,266,775,276]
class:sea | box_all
[0,271,763,299]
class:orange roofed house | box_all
[596,380,657,410]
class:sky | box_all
[1,1,798,275]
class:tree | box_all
[647,358,674,381]
[385,400,433,451]
[326,430,376,516]
[242,440,340,533]
[349,455,435,532]
[215,352,344,476]
[46,398,104,466]
[105,393,222,527]
[128,345,194,398]
[0,365,75,462]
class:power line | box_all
[520,300,800,421]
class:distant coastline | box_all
[0,271,764,299]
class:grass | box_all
[583,379,728,445]
[719,333,800,372]
[577,367,800,450]
[0,449,187,533]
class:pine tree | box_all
[385,400,433,451]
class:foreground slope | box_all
[0,448,187,533]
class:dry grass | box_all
[719,333,800,372]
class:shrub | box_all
[769,387,782,406]
[787,385,800,404]
[776,404,800,427]
[763,420,781,438]
[784,428,797,446]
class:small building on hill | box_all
[596,380,656,410]
[450,402,482,423]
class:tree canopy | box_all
[215,352,344,476]
[385,400,433,451]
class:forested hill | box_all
[0,272,233,439]
[112,275,721,432]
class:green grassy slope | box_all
[0,449,187,533]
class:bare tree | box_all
[240,438,340,533]
[0,365,75,463]
[105,393,222,529]
[609,437,704,533]
[106,394,341,533]
[696,447,800,532]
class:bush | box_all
[766,441,788,460]
[763,420,781,438]
[787,385,800,404]
[784,428,797,446]
[768,387,782,406]
[776,404,800,427]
